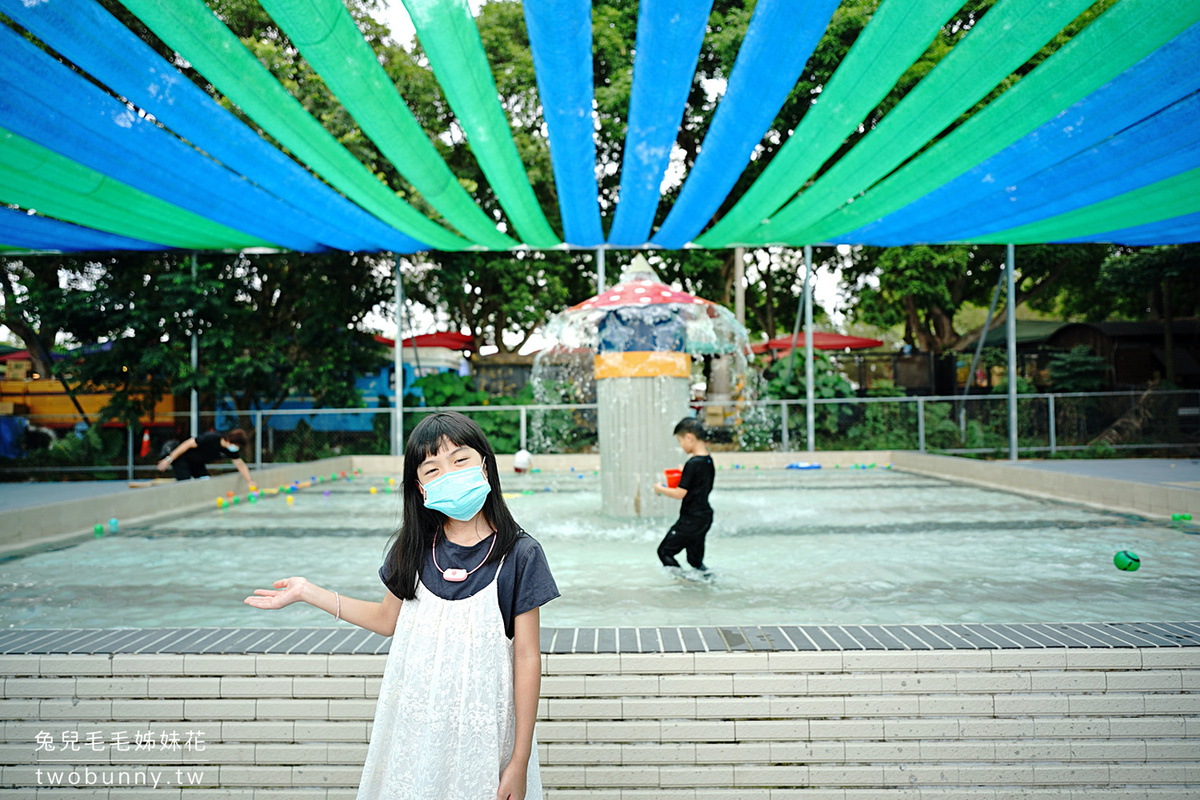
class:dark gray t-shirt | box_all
[379,531,559,639]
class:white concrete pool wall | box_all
[3,448,1193,557]
[2,641,1198,798]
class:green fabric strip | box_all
[259,0,514,250]
[402,0,562,247]
[745,0,1096,245]
[0,128,267,250]
[694,0,963,248]
[966,166,1200,243]
[796,0,1200,244]
[117,0,471,252]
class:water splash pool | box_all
[2,469,1198,629]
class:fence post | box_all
[1048,394,1056,456]
[520,407,527,452]
[780,402,789,451]
[255,410,263,470]
[917,397,926,453]
[127,424,134,480]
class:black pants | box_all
[172,454,209,480]
[657,518,712,569]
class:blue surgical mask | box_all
[421,464,491,521]
[225,443,239,453]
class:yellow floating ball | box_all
[286,496,294,505]
[370,487,377,495]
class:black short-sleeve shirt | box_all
[379,530,559,639]
[192,431,238,463]
[677,454,715,527]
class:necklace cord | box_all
[432,529,497,577]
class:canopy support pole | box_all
[804,245,815,453]
[394,254,404,458]
[596,248,606,292]
[190,253,199,439]
[733,247,745,326]
[1006,243,1018,462]
[960,263,1006,435]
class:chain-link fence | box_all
[1,390,1195,479]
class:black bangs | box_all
[407,412,494,464]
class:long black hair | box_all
[381,411,522,600]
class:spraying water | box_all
[531,256,758,516]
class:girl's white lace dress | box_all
[355,555,543,799]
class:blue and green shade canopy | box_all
[0,0,1197,254]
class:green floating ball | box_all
[248,494,257,504]
[1171,513,1192,521]
[1113,550,1141,571]
[232,496,240,505]
[93,523,104,536]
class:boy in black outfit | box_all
[653,417,716,573]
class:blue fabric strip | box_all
[650,0,841,249]
[0,24,324,251]
[0,207,162,252]
[523,0,603,246]
[0,0,427,253]
[839,24,1200,245]
[606,0,714,246]
[1057,210,1200,245]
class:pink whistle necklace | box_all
[433,529,496,582]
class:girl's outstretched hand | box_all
[244,577,308,610]
[496,760,526,800]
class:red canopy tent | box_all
[374,332,475,351]
[751,332,884,355]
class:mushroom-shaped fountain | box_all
[533,256,752,517]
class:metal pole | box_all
[596,248,606,293]
[734,247,745,326]
[804,245,815,453]
[1006,243,1018,462]
[961,264,1006,437]
[394,254,405,457]
[127,425,134,480]
[520,407,527,452]
[255,410,263,470]
[1048,393,1056,456]
[917,397,926,453]
[190,253,199,439]
[780,402,789,452]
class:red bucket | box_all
[664,468,682,488]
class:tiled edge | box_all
[1,622,1198,655]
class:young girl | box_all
[244,411,559,799]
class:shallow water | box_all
[2,469,1197,629]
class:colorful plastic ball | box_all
[370,487,377,495]
[1171,513,1193,521]
[226,491,235,499]
[217,498,225,508]
[388,477,395,485]
[232,496,240,505]
[324,490,331,497]
[544,487,551,492]
[286,496,294,505]
[248,494,257,504]
[109,518,119,531]
[93,523,104,536]
[249,484,257,492]
[383,487,391,494]
[1114,550,1141,571]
